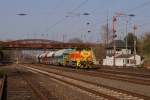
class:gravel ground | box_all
[22,67,107,100]
[99,66,150,75]
[25,66,145,100]
[1,64,110,100]
[2,64,150,100]
[28,64,150,97]
[7,66,39,100]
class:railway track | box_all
[0,75,6,100]
[7,67,55,100]
[21,64,150,100]
[97,68,150,78]
[31,64,150,86]
[17,70,50,100]
[90,70,150,86]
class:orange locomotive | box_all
[38,48,96,69]
[68,49,94,68]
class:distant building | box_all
[103,40,143,67]
[106,40,133,54]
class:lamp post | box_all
[126,14,135,51]
[66,12,90,17]
[133,25,137,65]
[123,14,135,67]
[16,13,28,64]
[16,13,27,16]
[66,12,90,43]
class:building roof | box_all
[107,40,133,49]
[39,52,49,58]
[116,54,134,58]
[54,49,66,57]
[54,49,75,57]
[106,54,114,57]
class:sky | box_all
[0,0,150,43]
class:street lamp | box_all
[128,14,135,17]
[66,12,91,42]
[82,12,90,16]
[16,13,28,16]
[133,25,138,65]
[114,13,135,51]
[125,14,135,54]
[65,12,90,17]
[16,13,28,63]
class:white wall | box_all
[103,56,124,66]
[115,58,124,66]
[103,57,113,66]
[103,54,142,67]
[129,55,141,65]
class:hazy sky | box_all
[0,0,150,42]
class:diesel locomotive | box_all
[37,48,96,68]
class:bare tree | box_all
[101,25,107,43]
[100,24,112,44]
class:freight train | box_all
[37,48,97,68]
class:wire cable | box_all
[126,0,150,13]
[44,0,89,33]
[93,0,150,39]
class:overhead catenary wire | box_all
[126,0,150,13]
[138,22,150,27]
[101,0,150,27]
[45,0,150,41]
[70,0,89,13]
[44,0,89,33]
[33,0,66,38]
[75,0,150,43]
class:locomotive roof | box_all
[39,52,48,58]
[54,49,74,57]
[47,51,55,57]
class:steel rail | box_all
[15,69,49,100]
[32,64,150,85]
[97,69,150,78]
[0,75,6,100]
[22,64,149,100]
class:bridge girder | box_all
[2,39,96,50]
